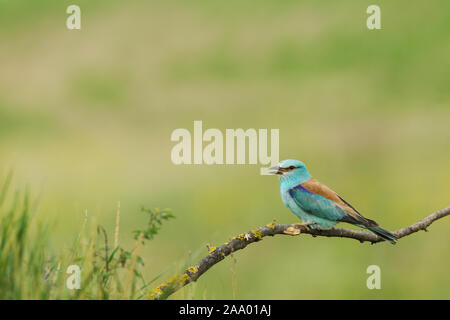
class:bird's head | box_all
[267,159,311,183]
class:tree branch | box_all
[148,206,450,300]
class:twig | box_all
[148,206,450,300]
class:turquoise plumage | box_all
[269,159,397,244]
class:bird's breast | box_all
[281,189,297,211]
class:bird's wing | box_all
[289,178,376,226]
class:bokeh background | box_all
[1,0,449,299]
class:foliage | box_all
[0,174,174,300]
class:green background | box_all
[0,0,449,299]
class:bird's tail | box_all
[365,225,398,245]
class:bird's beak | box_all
[266,165,281,175]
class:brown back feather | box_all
[301,178,378,227]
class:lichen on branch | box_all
[149,206,450,300]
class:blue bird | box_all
[268,159,397,244]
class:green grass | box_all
[0,173,174,299]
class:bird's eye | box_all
[289,166,296,170]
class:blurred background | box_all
[0,0,449,299]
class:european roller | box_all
[268,159,397,244]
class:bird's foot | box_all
[294,222,316,232]
[283,222,317,235]
[283,226,300,236]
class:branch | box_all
[148,206,450,300]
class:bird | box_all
[268,159,397,244]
